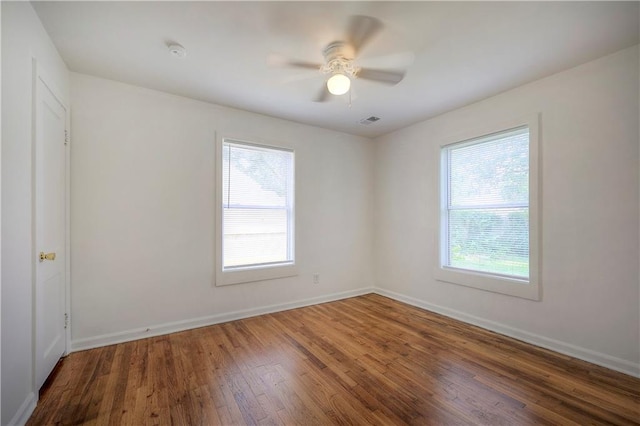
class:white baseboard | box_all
[8,391,37,426]
[374,288,640,378]
[71,287,374,352]
[71,285,640,378]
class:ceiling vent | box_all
[359,116,380,125]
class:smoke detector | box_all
[168,43,187,58]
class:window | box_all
[215,138,296,286]
[437,116,540,300]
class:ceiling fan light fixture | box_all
[327,73,351,95]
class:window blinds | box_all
[222,142,294,269]
[445,128,529,279]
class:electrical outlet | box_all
[313,273,320,284]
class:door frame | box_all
[31,58,71,390]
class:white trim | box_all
[374,288,640,378]
[436,113,541,301]
[214,135,298,286]
[64,99,71,356]
[8,392,37,426]
[71,287,374,352]
[32,59,71,388]
[70,286,639,378]
[218,263,299,286]
[30,56,38,404]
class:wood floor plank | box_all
[28,294,640,425]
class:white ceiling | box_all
[32,1,639,138]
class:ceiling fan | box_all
[270,15,409,102]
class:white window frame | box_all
[435,114,541,300]
[215,136,298,286]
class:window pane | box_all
[223,144,291,208]
[449,207,529,278]
[449,130,529,207]
[444,127,530,280]
[222,141,294,270]
[223,208,288,267]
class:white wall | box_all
[374,46,640,375]
[1,2,69,425]
[0,6,636,424]
[70,73,374,347]
[69,46,640,376]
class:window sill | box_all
[215,263,298,286]
[434,266,540,300]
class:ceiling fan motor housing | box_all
[322,41,358,77]
[323,41,355,61]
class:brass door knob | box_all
[39,252,56,262]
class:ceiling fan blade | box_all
[278,72,322,85]
[267,54,322,71]
[286,60,322,70]
[313,84,330,102]
[346,15,383,56]
[359,51,416,70]
[357,68,405,85]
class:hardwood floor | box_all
[28,294,639,425]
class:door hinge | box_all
[64,130,69,146]
[64,313,69,329]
